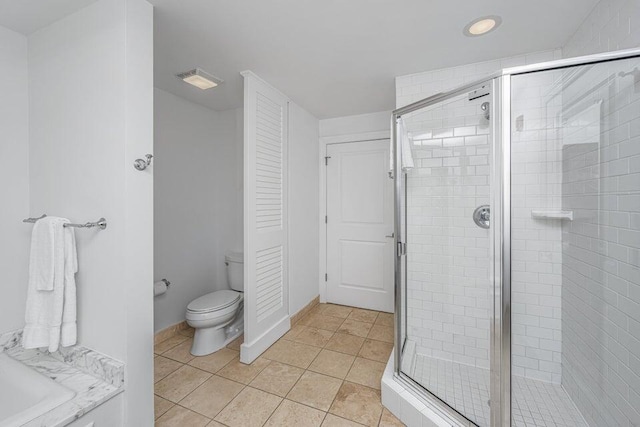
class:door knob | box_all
[385,232,395,238]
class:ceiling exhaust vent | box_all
[176,68,223,90]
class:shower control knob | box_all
[473,205,490,229]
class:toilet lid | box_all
[187,290,241,313]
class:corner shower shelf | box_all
[531,210,574,220]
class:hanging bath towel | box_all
[389,117,415,174]
[23,217,77,352]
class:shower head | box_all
[481,102,490,120]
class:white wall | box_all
[0,25,29,333]
[28,0,154,424]
[154,88,242,332]
[563,0,640,59]
[288,102,320,314]
[29,0,127,360]
[319,111,391,138]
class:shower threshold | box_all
[408,354,587,427]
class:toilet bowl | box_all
[186,251,244,356]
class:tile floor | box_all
[411,354,587,427]
[154,303,405,427]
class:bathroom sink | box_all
[0,353,76,427]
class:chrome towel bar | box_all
[23,214,108,230]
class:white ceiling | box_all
[1,0,599,119]
[0,0,98,35]
[151,0,598,119]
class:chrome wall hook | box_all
[134,154,153,171]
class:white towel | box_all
[61,225,77,347]
[29,217,56,291]
[23,217,78,352]
[389,117,415,174]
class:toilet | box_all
[186,251,244,356]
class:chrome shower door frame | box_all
[392,46,640,427]
[392,76,506,427]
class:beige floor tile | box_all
[375,312,394,327]
[154,395,174,419]
[294,327,334,347]
[346,308,379,323]
[281,324,306,340]
[217,356,271,384]
[188,348,239,373]
[287,371,343,411]
[262,340,321,369]
[178,327,196,337]
[323,304,353,319]
[206,421,226,427]
[325,333,365,356]
[321,413,364,426]
[226,334,243,351]
[156,405,210,427]
[162,339,196,364]
[329,382,383,427]
[299,313,345,332]
[264,399,326,427]
[308,349,356,379]
[155,334,188,354]
[155,356,183,383]
[179,375,244,418]
[345,357,385,390]
[155,365,212,403]
[379,408,405,426]
[367,324,394,343]
[337,319,373,338]
[358,339,393,363]
[249,361,304,397]
[214,387,282,427]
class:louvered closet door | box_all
[240,71,290,364]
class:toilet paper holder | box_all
[159,279,171,287]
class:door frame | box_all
[318,131,390,304]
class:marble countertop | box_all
[0,330,124,427]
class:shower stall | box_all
[392,49,640,427]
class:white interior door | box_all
[326,140,394,313]
[241,71,290,363]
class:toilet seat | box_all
[187,290,241,314]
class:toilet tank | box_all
[225,251,244,292]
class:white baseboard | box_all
[239,315,290,364]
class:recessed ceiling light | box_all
[176,68,223,90]
[463,16,502,37]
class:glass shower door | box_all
[396,82,497,427]
[509,55,640,427]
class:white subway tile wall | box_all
[554,57,640,427]
[563,0,640,59]
[510,70,564,384]
[561,1,640,425]
[397,50,566,384]
[403,93,492,372]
